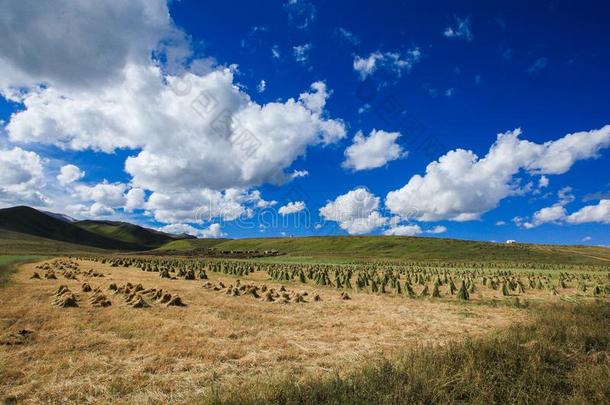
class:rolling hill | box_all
[162,236,610,265]
[1,205,609,265]
[74,220,191,249]
[0,206,189,251]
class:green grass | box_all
[0,255,43,287]
[75,220,182,248]
[203,300,610,404]
[153,238,228,251]
[0,230,109,255]
[251,256,356,265]
[158,236,610,265]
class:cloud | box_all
[319,188,387,235]
[383,224,447,236]
[57,164,85,186]
[74,181,128,208]
[271,45,281,59]
[521,198,610,228]
[384,224,421,236]
[257,79,266,93]
[6,66,345,195]
[89,202,116,217]
[0,146,47,206]
[385,125,610,222]
[144,187,275,225]
[200,223,226,238]
[519,187,610,228]
[444,16,473,41]
[565,199,610,224]
[342,129,406,171]
[539,175,549,188]
[427,225,447,234]
[293,43,312,64]
[157,223,201,236]
[0,1,348,229]
[125,188,146,212]
[158,222,226,238]
[523,204,568,229]
[0,0,178,97]
[283,0,316,30]
[495,221,506,226]
[279,201,306,215]
[353,49,421,80]
[336,27,360,45]
[528,57,549,74]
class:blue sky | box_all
[0,0,609,245]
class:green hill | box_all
[153,238,228,252]
[191,236,610,265]
[75,220,189,249]
[2,206,609,265]
[0,206,192,251]
[0,230,109,255]
[0,206,146,250]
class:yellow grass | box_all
[1,258,528,403]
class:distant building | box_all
[506,240,517,244]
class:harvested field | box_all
[0,258,528,403]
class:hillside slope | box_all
[75,220,188,249]
[0,206,144,251]
[0,230,109,255]
[153,238,228,251]
[206,236,610,265]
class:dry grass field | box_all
[0,258,530,404]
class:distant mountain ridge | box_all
[43,211,76,223]
[0,206,191,251]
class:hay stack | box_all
[166,296,186,307]
[53,293,79,308]
[90,294,112,307]
[131,295,150,308]
[54,285,70,296]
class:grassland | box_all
[208,300,610,404]
[154,238,228,252]
[1,258,525,403]
[0,255,43,287]
[157,235,610,265]
[0,230,110,255]
[1,233,610,404]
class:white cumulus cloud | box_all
[57,164,85,186]
[342,129,406,171]
[385,125,610,222]
[279,201,306,215]
[319,188,387,235]
[0,146,47,206]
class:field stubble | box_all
[0,258,531,403]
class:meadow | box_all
[1,251,609,403]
